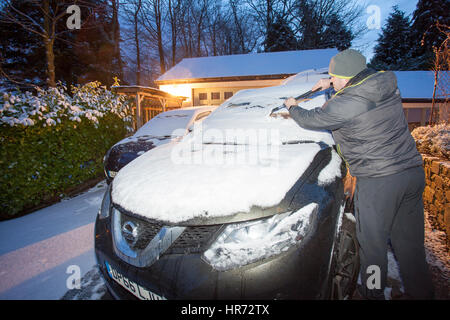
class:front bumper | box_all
[94,207,337,300]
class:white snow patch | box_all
[318,149,342,185]
[344,212,356,223]
[411,122,450,159]
[387,250,403,285]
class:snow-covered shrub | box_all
[412,123,450,159]
[0,82,133,218]
[0,81,133,130]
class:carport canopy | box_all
[112,85,187,129]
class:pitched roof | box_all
[155,49,339,83]
[395,71,445,100]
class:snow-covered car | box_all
[103,106,217,183]
[95,69,359,300]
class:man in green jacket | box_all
[284,49,434,300]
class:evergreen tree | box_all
[410,0,450,70]
[296,0,354,51]
[264,14,298,52]
[370,6,415,70]
[0,1,47,88]
[321,13,353,51]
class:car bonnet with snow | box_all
[104,106,216,181]
[110,69,342,224]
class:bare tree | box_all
[0,0,74,87]
[205,0,222,56]
[0,0,118,87]
[123,0,143,84]
[110,0,123,80]
[290,0,366,48]
[141,0,166,74]
[168,0,182,66]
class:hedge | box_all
[0,81,132,218]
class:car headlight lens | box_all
[98,184,112,219]
[203,203,318,271]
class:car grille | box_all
[167,225,222,254]
[119,211,222,254]
[121,212,164,250]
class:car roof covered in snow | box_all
[156,49,338,82]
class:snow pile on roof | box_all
[156,49,338,81]
[112,70,341,223]
[394,71,442,100]
[411,123,450,159]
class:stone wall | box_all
[422,155,450,245]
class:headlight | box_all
[98,184,112,219]
[203,203,318,271]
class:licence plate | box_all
[105,261,166,300]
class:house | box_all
[154,49,338,106]
[394,71,447,129]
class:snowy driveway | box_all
[0,181,107,300]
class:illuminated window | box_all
[211,92,220,100]
[224,92,233,99]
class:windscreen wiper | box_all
[269,87,323,115]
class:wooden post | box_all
[430,70,439,125]
[135,93,144,129]
[420,108,427,126]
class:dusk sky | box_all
[353,0,419,60]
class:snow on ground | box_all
[61,265,108,300]
[0,180,106,300]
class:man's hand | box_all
[284,97,298,110]
[311,78,332,91]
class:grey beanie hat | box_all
[329,49,367,79]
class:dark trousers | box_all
[355,166,434,299]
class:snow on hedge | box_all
[0,81,133,130]
[412,123,450,159]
